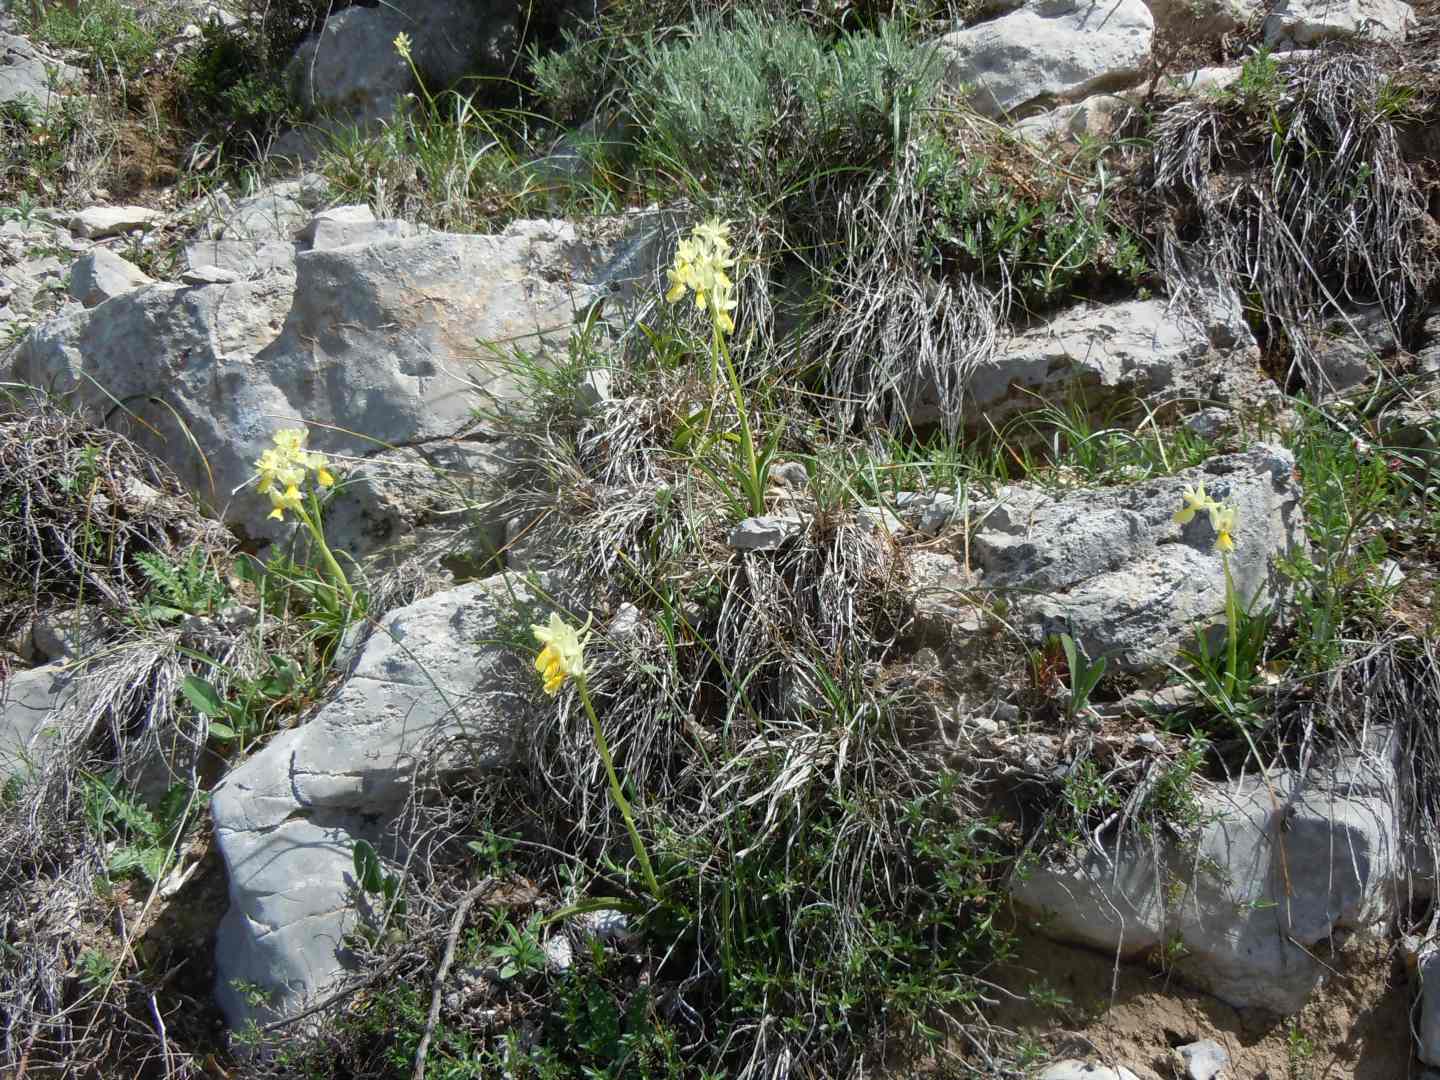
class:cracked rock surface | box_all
[211,573,551,1030]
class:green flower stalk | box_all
[254,428,354,611]
[533,613,662,901]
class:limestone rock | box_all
[0,218,80,333]
[936,0,1153,118]
[1176,1039,1230,1080]
[297,204,418,250]
[971,445,1303,670]
[894,490,963,535]
[1420,946,1440,1065]
[67,248,154,308]
[212,574,551,1030]
[1014,752,1400,1013]
[909,288,1277,432]
[9,216,662,558]
[1299,304,1401,397]
[0,31,81,108]
[219,191,309,241]
[1263,0,1413,46]
[321,437,524,563]
[1040,1062,1143,1080]
[0,663,74,772]
[296,204,373,242]
[182,237,297,279]
[728,514,808,551]
[286,0,585,136]
[179,265,241,285]
[69,206,164,240]
[30,607,107,661]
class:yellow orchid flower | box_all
[666,219,738,335]
[266,484,304,522]
[693,219,731,248]
[1173,482,1214,525]
[1211,504,1238,554]
[254,429,338,518]
[532,612,589,695]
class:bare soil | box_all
[991,924,1414,1079]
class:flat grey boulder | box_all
[936,0,1153,118]
[909,289,1273,433]
[67,248,154,308]
[212,574,550,1030]
[0,31,81,107]
[1263,0,1413,46]
[1014,754,1401,1013]
[287,0,547,135]
[69,206,164,240]
[8,216,661,555]
[918,445,1305,670]
[0,663,75,773]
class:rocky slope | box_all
[0,0,1438,1077]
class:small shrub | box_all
[915,130,1148,309]
[632,11,938,207]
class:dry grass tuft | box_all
[1146,51,1435,393]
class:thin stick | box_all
[412,879,496,1080]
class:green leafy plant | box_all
[20,0,167,81]
[181,654,302,751]
[1057,631,1107,724]
[76,947,117,989]
[630,12,937,205]
[916,132,1147,310]
[352,838,408,927]
[487,914,548,980]
[132,548,229,623]
[81,775,202,885]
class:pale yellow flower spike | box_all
[532,612,589,695]
[667,219,737,335]
[393,32,413,60]
[253,428,339,521]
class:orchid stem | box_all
[299,497,355,612]
[1223,554,1238,703]
[576,675,662,902]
